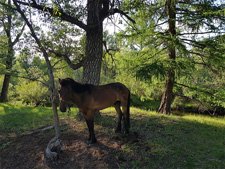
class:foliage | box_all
[14,80,49,106]
[0,0,225,114]
[112,48,164,101]
[116,0,225,112]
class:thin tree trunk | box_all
[158,0,176,115]
[1,46,13,102]
[0,0,13,102]
[1,74,11,102]
[13,0,61,162]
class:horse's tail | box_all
[127,90,130,128]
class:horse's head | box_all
[58,78,72,112]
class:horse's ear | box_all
[59,78,62,84]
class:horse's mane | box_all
[60,78,92,94]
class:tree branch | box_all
[102,8,136,24]
[175,82,215,98]
[49,50,83,70]
[12,23,26,46]
[178,31,225,36]
[15,0,88,31]
[0,72,48,87]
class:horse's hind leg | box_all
[121,99,130,135]
[114,101,122,133]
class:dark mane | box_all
[60,78,92,94]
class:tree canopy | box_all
[0,0,225,115]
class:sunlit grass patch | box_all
[0,103,54,134]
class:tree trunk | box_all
[82,0,103,85]
[1,74,11,102]
[13,0,62,162]
[1,46,13,102]
[158,0,176,114]
[0,0,13,103]
[158,71,175,114]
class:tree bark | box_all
[83,28,103,85]
[1,74,11,102]
[82,0,103,85]
[158,0,176,115]
[1,45,13,102]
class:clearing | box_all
[0,104,225,168]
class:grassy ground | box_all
[0,103,225,168]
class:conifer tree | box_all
[122,0,225,114]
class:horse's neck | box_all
[71,90,82,107]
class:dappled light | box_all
[1,105,224,168]
[0,0,225,168]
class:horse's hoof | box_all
[87,139,97,145]
[87,141,97,148]
[87,143,94,148]
[124,131,129,136]
[115,128,121,133]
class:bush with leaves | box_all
[15,80,49,106]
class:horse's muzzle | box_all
[60,106,67,112]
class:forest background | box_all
[0,0,225,116]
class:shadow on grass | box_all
[94,111,225,169]
[0,122,121,169]
[0,104,224,169]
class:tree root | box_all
[44,137,64,163]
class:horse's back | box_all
[101,82,129,92]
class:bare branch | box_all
[178,31,225,36]
[15,0,88,31]
[175,82,215,97]
[103,40,119,64]
[12,23,26,46]
[103,8,136,24]
[49,50,83,70]
[0,72,48,87]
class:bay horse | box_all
[58,78,130,144]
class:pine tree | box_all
[122,0,225,114]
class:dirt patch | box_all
[0,120,139,169]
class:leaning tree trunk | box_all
[158,0,176,115]
[13,0,62,163]
[82,0,103,85]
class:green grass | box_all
[99,107,225,169]
[0,104,225,168]
[0,103,78,134]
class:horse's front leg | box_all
[84,111,96,144]
[85,119,97,144]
